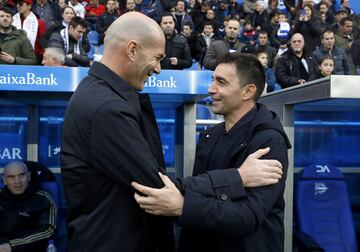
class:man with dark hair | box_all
[255,30,277,68]
[47,16,89,66]
[159,12,192,70]
[95,0,118,45]
[335,16,356,74]
[133,52,291,252]
[181,22,197,61]
[0,161,56,252]
[312,29,351,75]
[0,6,37,64]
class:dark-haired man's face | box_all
[69,25,86,41]
[208,63,247,118]
[182,25,192,37]
[0,10,12,30]
[203,25,213,36]
[258,33,268,45]
[160,16,175,37]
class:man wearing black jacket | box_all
[0,161,56,252]
[275,33,315,88]
[160,12,192,70]
[133,53,291,252]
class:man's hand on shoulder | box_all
[238,147,283,187]
[0,243,11,252]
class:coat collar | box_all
[88,61,141,112]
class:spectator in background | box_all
[275,33,315,88]
[95,0,118,44]
[48,16,89,66]
[203,19,244,70]
[309,55,334,80]
[0,161,56,252]
[13,0,46,61]
[257,49,276,92]
[270,11,290,52]
[331,7,348,33]
[240,19,258,45]
[292,4,321,53]
[318,1,335,29]
[351,34,360,73]
[335,16,357,74]
[312,29,351,75]
[173,0,193,34]
[190,0,209,33]
[255,30,277,68]
[204,8,220,34]
[251,0,268,31]
[160,12,192,70]
[195,21,217,67]
[228,0,243,20]
[85,0,105,28]
[42,46,65,65]
[32,0,62,28]
[181,22,197,61]
[125,0,136,12]
[340,0,353,16]
[215,0,230,25]
[0,7,37,65]
[242,0,257,17]
[68,0,85,18]
[40,6,90,53]
[58,0,67,11]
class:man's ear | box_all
[126,40,138,62]
[242,83,257,101]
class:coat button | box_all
[220,194,228,201]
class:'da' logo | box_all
[315,165,331,173]
[145,76,177,88]
[0,73,58,86]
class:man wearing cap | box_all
[12,0,46,61]
[331,7,348,33]
[0,6,37,65]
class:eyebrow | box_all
[213,75,228,83]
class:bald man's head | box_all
[101,12,166,91]
[3,161,31,195]
[104,12,164,51]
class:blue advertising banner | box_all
[0,65,212,95]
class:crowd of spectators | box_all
[0,0,359,90]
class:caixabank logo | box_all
[0,73,58,86]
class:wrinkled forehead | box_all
[4,164,28,176]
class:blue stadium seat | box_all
[295,163,358,252]
[87,31,99,45]
[88,45,95,60]
[196,104,212,119]
[98,44,104,55]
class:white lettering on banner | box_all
[0,73,58,86]
[145,76,177,88]
[316,165,331,173]
[0,148,22,160]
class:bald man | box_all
[60,12,175,252]
[0,161,56,252]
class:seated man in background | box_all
[42,47,65,66]
[47,16,89,67]
[0,161,56,252]
[0,7,37,65]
